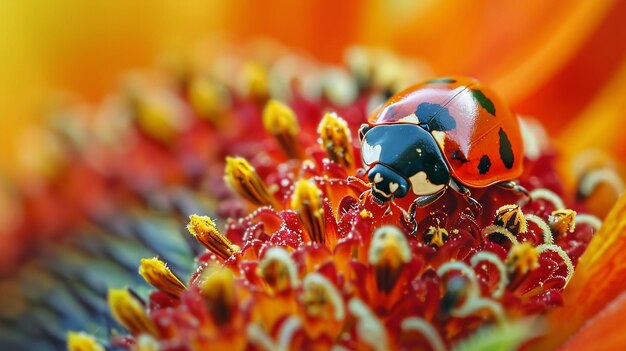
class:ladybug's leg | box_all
[496,181,531,200]
[412,188,447,208]
[450,178,483,214]
[404,201,420,235]
[406,192,447,235]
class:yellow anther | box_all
[317,112,354,169]
[241,61,269,100]
[139,257,187,297]
[494,204,528,234]
[368,226,411,293]
[291,179,326,244]
[200,267,237,325]
[425,226,449,248]
[549,209,577,235]
[67,331,104,351]
[188,77,229,122]
[134,96,179,144]
[360,209,372,219]
[108,289,159,337]
[506,242,540,275]
[262,99,302,159]
[224,156,279,209]
[187,214,240,260]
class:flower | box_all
[1,40,618,350]
[21,46,614,350]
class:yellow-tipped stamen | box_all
[425,225,449,248]
[67,331,105,351]
[368,225,411,293]
[549,209,577,235]
[133,94,182,144]
[494,204,528,234]
[258,247,298,293]
[199,267,237,325]
[188,77,230,122]
[317,112,354,169]
[262,99,302,159]
[108,289,159,337]
[241,61,269,101]
[138,257,187,297]
[291,179,326,244]
[187,214,240,260]
[224,156,280,209]
[506,242,540,276]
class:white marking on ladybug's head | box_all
[431,130,446,147]
[373,172,383,183]
[398,113,420,124]
[361,139,381,166]
[409,171,446,196]
[388,182,399,193]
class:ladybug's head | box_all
[366,163,410,201]
[359,123,451,202]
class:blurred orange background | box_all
[2,0,626,179]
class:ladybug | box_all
[358,77,527,211]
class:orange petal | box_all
[558,292,626,351]
[513,0,626,134]
[532,193,626,350]
[554,56,626,216]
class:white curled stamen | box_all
[536,244,574,287]
[437,261,506,323]
[575,213,602,230]
[529,189,566,210]
[470,251,508,299]
[524,214,554,244]
[401,317,446,351]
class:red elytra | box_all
[368,76,524,188]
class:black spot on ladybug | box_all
[499,128,514,169]
[477,155,491,174]
[451,150,468,163]
[471,89,496,116]
[427,78,457,84]
[415,103,456,132]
